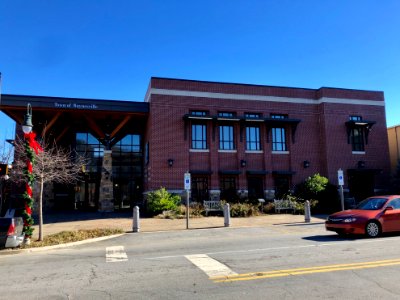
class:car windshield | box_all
[355,197,388,210]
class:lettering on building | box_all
[54,102,99,110]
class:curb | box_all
[0,233,125,256]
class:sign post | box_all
[184,172,191,229]
[338,169,345,211]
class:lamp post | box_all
[22,104,33,134]
[21,103,42,243]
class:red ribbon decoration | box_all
[24,131,43,155]
[25,205,32,215]
[26,161,33,173]
[26,183,33,197]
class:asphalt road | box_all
[2,222,400,299]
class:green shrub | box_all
[294,173,339,213]
[146,187,181,216]
[306,173,328,194]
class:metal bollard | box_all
[224,203,231,227]
[304,200,311,223]
[133,206,140,232]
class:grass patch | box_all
[22,228,124,248]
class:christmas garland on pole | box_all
[22,132,42,239]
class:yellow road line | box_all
[211,258,400,283]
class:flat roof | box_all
[0,94,149,113]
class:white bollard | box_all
[304,200,311,223]
[133,206,140,232]
[224,203,231,227]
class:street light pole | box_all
[22,103,36,243]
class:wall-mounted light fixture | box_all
[303,160,310,168]
[168,158,174,167]
[240,159,247,168]
[358,160,365,168]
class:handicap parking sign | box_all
[184,173,191,190]
[338,169,344,186]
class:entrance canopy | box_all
[0,94,149,147]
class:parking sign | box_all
[338,169,344,186]
[184,172,191,190]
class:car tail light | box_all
[7,221,16,236]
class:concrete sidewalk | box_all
[31,212,327,239]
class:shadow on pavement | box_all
[302,234,358,242]
[273,222,326,226]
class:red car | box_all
[325,195,400,237]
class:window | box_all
[350,116,365,151]
[191,176,209,202]
[247,177,264,201]
[192,124,207,149]
[218,112,235,118]
[190,110,207,116]
[220,177,238,201]
[111,134,143,210]
[112,134,142,178]
[219,125,234,150]
[245,113,261,119]
[246,126,261,150]
[271,114,287,151]
[145,142,149,165]
[388,198,400,210]
[189,111,209,150]
[274,175,290,199]
[76,132,104,173]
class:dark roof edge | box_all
[150,77,384,94]
[1,93,144,104]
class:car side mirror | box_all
[385,206,394,212]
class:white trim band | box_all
[147,88,385,107]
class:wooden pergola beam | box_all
[42,112,61,138]
[85,115,105,140]
[55,126,70,143]
[110,115,131,139]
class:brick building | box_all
[388,125,400,174]
[0,77,391,212]
[144,78,390,203]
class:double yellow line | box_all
[211,258,400,283]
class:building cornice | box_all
[146,88,385,106]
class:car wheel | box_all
[365,221,381,238]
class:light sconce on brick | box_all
[168,158,174,167]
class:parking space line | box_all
[106,246,128,263]
[185,254,237,278]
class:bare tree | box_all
[12,137,86,241]
[0,139,14,164]
[0,140,14,215]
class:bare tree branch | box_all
[11,136,87,241]
[0,140,14,164]
[11,136,86,184]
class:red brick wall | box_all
[150,77,384,101]
[144,78,390,195]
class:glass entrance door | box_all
[75,173,100,211]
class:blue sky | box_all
[1,0,400,145]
